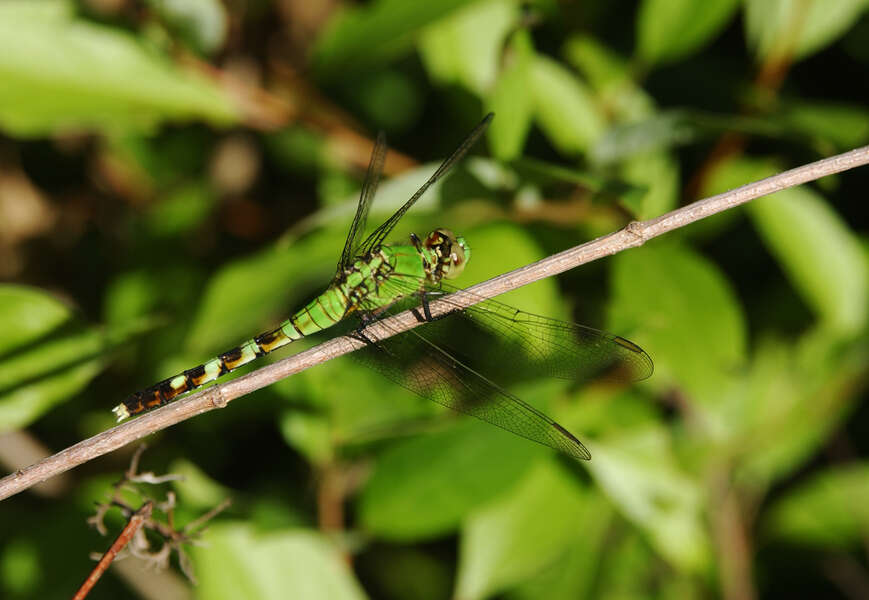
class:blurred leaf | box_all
[312,0,477,79]
[735,330,867,489]
[619,151,679,219]
[487,31,535,161]
[586,428,710,571]
[419,0,519,95]
[766,463,869,547]
[144,183,216,238]
[777,99,869,151]
[185,232,340,354]
[563,35,655,123]
[0,285,107,431]
[0,538,40,596]
[745,0,869,63]
[146,0,228,55]
[359,547,452,600]
[359,419,545,541]
[455,461,594,600]
[530,56,605,155]
[509,496,612,600]
[279,411,333,465]
[170,458,232,510]
[194,524,367,599]
[637,0,739,65]
[748,184,868,334]
[592,531,659,597]
[0,0,237,137]
[608,243,746,403]
[353,70,423,131]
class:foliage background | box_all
[1,0,868,598]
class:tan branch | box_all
[1,144,867,502]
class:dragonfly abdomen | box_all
[112,289,350,421]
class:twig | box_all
[73,501,153,600]
[0,144,867,502]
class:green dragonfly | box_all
[113,114,652,461]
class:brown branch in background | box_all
[73,501,153,600]
[0,144,868,502]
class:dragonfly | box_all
[113,113,653,461]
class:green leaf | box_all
[0,285,107,431]
[419,0,519,95]
[563,35,655,123]
[608,243,746,403]
[359,420,545,541]
[170,458,232,510]
[146,0,229,55]
[194,524,367,600]
[748,185,868,334]
[486,31,535,161]
[637,0,739,65]
[509,498,612,600]
[530,56,605,155]
[745,0,869,63]
[766,463,869,547]
[619,151,680,219]
[455,461,595,600]
[459,222,566,320]
[0,0,237,137]
[586,428,710,571]
[185,232,340,354]
[279,411,333,465]
[735,330,867,489]
[312,0,477,79]
[777,99,869,150]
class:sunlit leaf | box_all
[745,0,869,63]
[419,0,519,95]
[748,185,868,334]
[637,0,739,64]
[487,31,535,161]
[563,35,655,123]
[0,0,237,137]
[185,232,340,354]
[586,428,710,571]
[766,463,869,547]
[530,56,605,155]
[146,0,228,54]
[455,461,595,600]
[608,242,746,403]
[312,0,477,79]
[0,285,106,431]
[194,524,366,599]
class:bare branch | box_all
[1,144,867,502]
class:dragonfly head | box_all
[424,228,470,280]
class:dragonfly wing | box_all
[356,113,493,257]
[340,131,387,270]
[374,278,654,385]
[348,308,591,461]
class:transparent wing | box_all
[337,275,653,460]
[356,113,493,257]
[347,302,592,461]
[339,131,387,270]
[375,276,654,385]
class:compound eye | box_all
[443,241,467,279]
